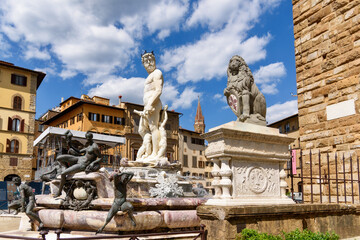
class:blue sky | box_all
[0,0,298,132]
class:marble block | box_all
[202,121,295,205]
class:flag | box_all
[292,149,297,175]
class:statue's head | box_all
[12,176,21,186]
[141,51,156,73]
[228,55,254,78]
[85,131,93,141]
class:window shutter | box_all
[101,115,104,122]
[96,113,100,122]
[23,77,27,86]
[6,139,10,153]
[20,119,24,132]
[15,140,19,153]
[11,74,15,84]
[122,118,125,125]
[8,117,12,130]
[110,116,113,124]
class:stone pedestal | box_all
[203,121,295,205]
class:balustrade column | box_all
[219,157,232,199]
[279,164,288,199]
[210,158,222,198]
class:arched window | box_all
[13,96,22,110]
[6,139,19,153]
[8,117,24,132]
[12,118,20,131]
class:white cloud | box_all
[24,45,50,60]
[254,62,286,94]
[0,0,189,83]
[160,0,280,84]
[88,76,200,112]
[186,0,239,30]
[34,67,56,76]
[170,87,200,110]
[88,77,145,105]
[161,82,180,106]
[266,100,298,124]
[213,93,227,104]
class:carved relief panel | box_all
[232,160,280,197]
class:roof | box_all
[267,113,298,126]
[34,127,125,147]
[0,60,46,90]
[179,127,202,135]
[43,100,125,125]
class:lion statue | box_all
[224,55,266,125]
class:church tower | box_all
[194,97,205,134]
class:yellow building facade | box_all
[0,60,45,181]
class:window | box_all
[38,124,44,132]
[183,155,188,167]
[10,158,18,166]
[192,173,198,177]
[77,113,83,122]
[114,117,125,125]
[199,161,205,168]
[192,156,197,168]
[285,123,290,133]
[206,182,211,187]
[11,74,27,86]
[89,112,100,121]
[199,173,204,179]
[12,118,20,132]
[184,136,187,142]
[191,137,204,145]
[278,126,283,134]
[70,117,75,125]
[102,115,113,123]
[205,172,209,178]
[8,118,24,132]
[13,96,22,110]
[200,150,202,155]
[102,155,109,164]
[6,139,19,153]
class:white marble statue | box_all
[134,51,169,166]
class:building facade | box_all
[0,60,45,181]
[178,99,213,192]
[293,0,360,202]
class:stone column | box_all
[279,164,288,199]
[219,157,232,199]
[211,158,222,198]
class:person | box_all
[136,51,163,162]
[12,177,44,230]
[96,170,136,234]
[54,131,101,198]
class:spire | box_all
[194,96,205,134]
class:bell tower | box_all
[194,97,205,134]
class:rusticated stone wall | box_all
[293,0,360,202]
[293,0,360,152]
